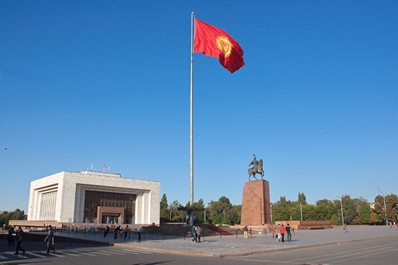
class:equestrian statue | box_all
[248,154,264,181]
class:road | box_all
[1,236,397,265]
[233,236,398,265]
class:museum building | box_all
[27,171,160,225]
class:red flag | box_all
[194,18,244,73]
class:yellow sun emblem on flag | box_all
[216,36,232,57]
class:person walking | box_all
[137,226,143,241]
[15,226,25,255]
[103,225,110,238]
[191,225,197,242]
[276,224,281,241]
[195,225,202,243]
[44,225,56,254]
[8,225,15,246]
[280,224,285,242]
[114,225,120,239]
[286,224,292,242]
[123,225,129,240]
[271,227,275,238]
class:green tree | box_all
[290,203,301,221]
[330,215,339,226]
[193,199,205,224]
[160,194,169,222]
[369,212,379,225]
[206,196,238,225]
[230,205,242,225]
[373,195,386,224]
[341,195,356,224]
[0,209,26,228]
[8,209,26,221]
[355,198,371,225]
[386,194,398,223]
[298,192,307,204]
[315,199,337,221]
[272,196,293,221]
[169,200,184,222]
[302,204,317,220]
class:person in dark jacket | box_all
[8,225,15,246]
[15,226,25,255]
[104,225,110,237]
[191,226,197,242]
[286,224,292,242]
[114,225,121,239]
[44,225,56,253]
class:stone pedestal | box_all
[241,179,271,225]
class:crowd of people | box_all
[103,224,144,241]
[5,222,298,256]
[271,224,293,242]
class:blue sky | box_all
[1,1,397,212]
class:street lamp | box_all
[340,197,344,226]
[378,188,388,226]
[270,203,273,224]
[300,201,303,221]
[337,196,344,226]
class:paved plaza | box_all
[46,225,398,257]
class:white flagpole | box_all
[189,12,194,225]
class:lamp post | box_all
[300,201,303,221]
[378,188,388,226]
[383,196,388,226]
[337,196,344,226]
[270,203,273,224]
[340,197,344,226]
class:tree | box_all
[315,199,337,221]
[298,192,307,205]
[160,192,398,226]
[8,209,26,221]
[0,209,27,228]
[356,198,371,225]
[160,194,169,222]
[206,196,239,225]
[302,204,317,220]
[272,196,293,221]
[386,194,398,223]
[341,195,356,224]
[374,195,386,224]
[193,199,205,224]
[369,212,379,225]
[169,200,184,222]
[230,205,242,225]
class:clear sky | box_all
[1,1,397,212]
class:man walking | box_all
[286,224,292,242]
[8,225,15,246]
[103,225,110,238]
[195,225,202,243]
[15,226,25,255]
[191,225,197,242]
[280,224,285,242]
[44,225,56,253]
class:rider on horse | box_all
[248,154,264,181]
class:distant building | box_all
[27,171,160,225]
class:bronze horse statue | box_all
[248,159,264,181]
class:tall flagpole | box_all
[189,12,194,225]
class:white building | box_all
[27,171,160,225]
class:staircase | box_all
[203,224,234,236]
